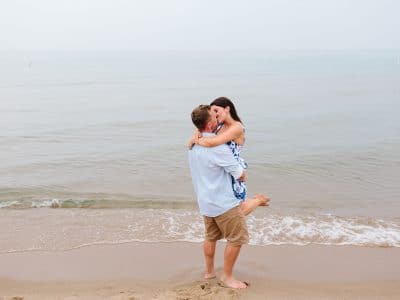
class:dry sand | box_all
[1,242,399,299]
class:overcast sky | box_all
[1,0,399,51]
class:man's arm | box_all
[212,144,244,180]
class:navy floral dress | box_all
[216,123,248,201]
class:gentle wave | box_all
[247,214,400,247]
[1,209,399,253]
[0,198,196,209]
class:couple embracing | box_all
[188,97,270,289]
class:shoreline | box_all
[1,242,400,299]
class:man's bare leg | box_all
[203,240,217,279]
[221,244,247,289]
[240,194,270,216]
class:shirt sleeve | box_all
[212,144,244,180]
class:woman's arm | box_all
[198,123,243,147]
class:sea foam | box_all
[1,208,399,253]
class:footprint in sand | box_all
[172,280,240,300]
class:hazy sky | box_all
[1,0,399,51]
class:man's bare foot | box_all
[254,194,270,206]
[220,275,248,289]
[204,272,216,279]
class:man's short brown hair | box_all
[191,104,211,131]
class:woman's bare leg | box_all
[240,194,270,216]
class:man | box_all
[188,104,269,289]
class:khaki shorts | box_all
[203,206,249,246]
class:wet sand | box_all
[1,242,400,299]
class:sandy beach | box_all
[1,242,399,299]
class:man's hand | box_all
[238,171,246,182]
[188,130,201,149]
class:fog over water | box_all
[1,1,399,51]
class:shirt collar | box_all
[201,132,216,137]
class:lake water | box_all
[1,50,399,251]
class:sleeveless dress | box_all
[216,123,248,201]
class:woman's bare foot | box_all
[254,194,270,206]
[220,275,248,289]
[204,272,216,279]
[239,194,270,216]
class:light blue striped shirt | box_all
[188,133,244,217]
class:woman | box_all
[189,97,269,215]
